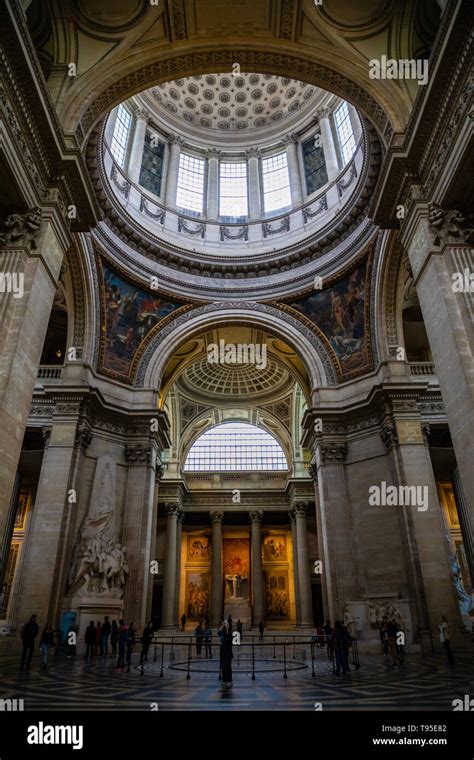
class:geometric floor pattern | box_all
[0,648,473,711]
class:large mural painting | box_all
[281,255,373,380]
[98,259,194,381]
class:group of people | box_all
[189,615,242,687]
[311,620,354,675]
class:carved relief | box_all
[0,207,42,249]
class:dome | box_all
[178,354,292,400]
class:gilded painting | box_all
[15,490,30,530]
[264,570,289,620]
[286,259,371,377]
[187,535,211,561]
[186,571,210,620]
[223,538,249,576]
[100,263,189,380]
[263,535,287,562]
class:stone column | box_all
[246,147,262,220]
[293,504,313,627]
[210,511,223,625]
[206,149,220,221]
[14,402,83,626]
[147,466,163,622]
[289,510,301,625]
[402,210,474,553]
[452,467,473,585]
[315,441,359,622]
[382,409,465,648]
[250,511,265,626]
[309,465,330,621]
[122,442,157,628]
[161,504,180,628]
[283,134,303,206]
[174,510,184,624]
[0,211,66,571]
[128,108,149,184]
[317,108,339,179]
[164,136,184,208]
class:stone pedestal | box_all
[74,597,124,651]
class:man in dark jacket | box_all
[20,614,39,668]
[101,616,112,657]
[84,620,96,661]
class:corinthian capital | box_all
[283,132,298,146]
[206,148,221,160]
[136,108,150,121]
[319,441,347,463]
[245,147,261,159]
[210,511,224,525]
[316,107,332,121]
[249,510,263,525]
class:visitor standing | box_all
[195,620,204,658]
[116,619,128,671]
[126,621,137,672]
[204,623,212,658]
[39,624,54,669]
[258,621,264,641]
[181,613,187,631]
[101,616,111,656]
[110,620,119,656]
[332,621,348,675]
[84,620,96,662]
[323,620,333,658]
[380,617,389,657]
[439,616,455,666]
[220,620,233,687]
[20,614,39,669]
[94,621,101,657]
[387,619,403,668]
[140,621,154,663]
[237,619,243,641]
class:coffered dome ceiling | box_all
[144,73,326,138]
[178,355,292,400]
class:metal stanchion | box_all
[251,639,255,681]
[140,639,144,675]
[186,641,191,680]
[153,639,157,662]
[293,635,296,659]
[273,635,276,659]
[311,641,315,677]
[283,642,287,679]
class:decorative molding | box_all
[178,216,205,238]
[262,215,290,238]
[140,196,165,224]
[219,225,248,242]
[303,195,327,223]
[110,163,130,199]
[337,161,357,197]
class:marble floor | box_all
[0,645,472,712]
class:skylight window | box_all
[184,422,288,471]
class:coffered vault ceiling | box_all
[144,73,325,136]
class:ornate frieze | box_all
[125,444,153,464]
[262,216,290,238]
[319,442,347,463]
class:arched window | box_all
[219,162,248,221]
[176,153,205,215]
[261,152,291,215]
[110,104,131,168]
[184,422,288,472]
[334,101,356,164]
